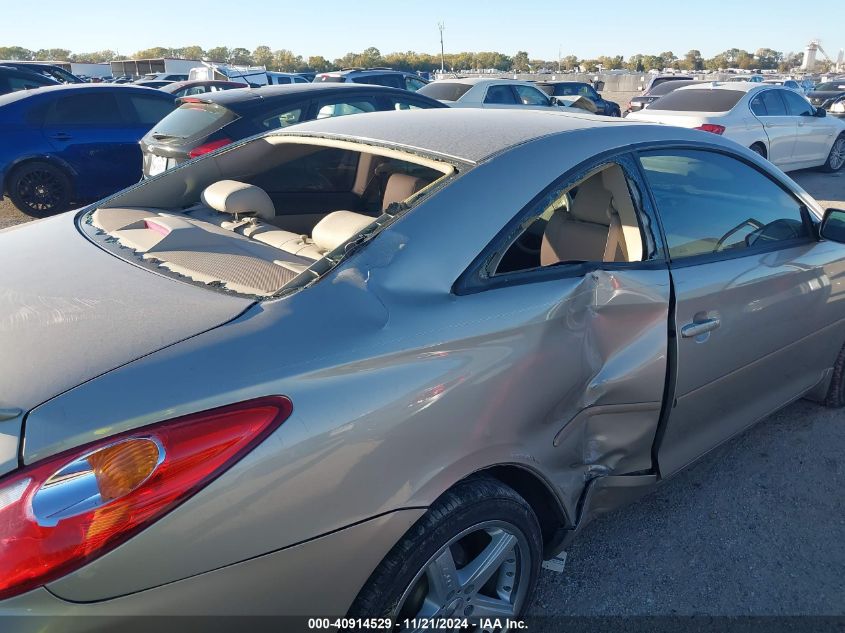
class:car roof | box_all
[674,81,766,93]
[179,82,429,108]
[536,81,590,85]
[0,83,173,107]
[280,107,675,164]
[322,68,410,76]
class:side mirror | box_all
[593,80,605,92]
[815,107,827,118]
[820,208,845,242]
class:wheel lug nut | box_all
[464,605,474,616]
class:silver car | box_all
[2,108,845,629]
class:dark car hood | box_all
[808,91,845,104]
[0,212,254,416]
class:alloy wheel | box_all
[392,520,531,632]
[830,138,845,171]
[16,168,66,213]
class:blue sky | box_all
[5,0,844,60]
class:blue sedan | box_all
[0,84,175,216]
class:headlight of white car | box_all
[832,100,845,113]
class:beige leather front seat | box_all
[540,174,624,266]
[382,173,427,211]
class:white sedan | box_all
[417,78,597,113]
[627,81,845,172]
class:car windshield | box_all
[647,89,744,112]
[148,102,238,143]
[417,82,473,101]
[815,82,845,91]
[316,75,344,83]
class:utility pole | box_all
[558,45,561,73]
[438,22,445,72]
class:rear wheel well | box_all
[478,465,571,557]
[750,142,767,158]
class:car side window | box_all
[639,150,809,260]
[484,85,518,105]
[356,74,403,89]
[315,99,377,119]
[756,90,787,116]
[493,162,649,275]
[391,98,426,111]
[513,85,550,106]
[749,94,767,116]
[7,74,48,91]
[781,89,815,116]
[405,77,426,92]
[45,93,124,125]
[127,95,175,125]
[260,107,303,129]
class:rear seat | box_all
[188,173,428,260]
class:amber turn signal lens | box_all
[87,439,162,501]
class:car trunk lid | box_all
[0,212,255,469]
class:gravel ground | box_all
[1,162,844,619]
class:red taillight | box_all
[0,396,291,600]
[694,124,726,135]
[188,138,232,158]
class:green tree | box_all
[176,46,205,60]
[229,48,253,65]
[754,48,782,70]
[252,45,274,68]
[133,47,172,59]
[34,48,71,61]
[206,47,230,62]
[681,49,704,71]
[307,55,333,72]
[0,46,34,60]
[273,49,305,72]
[511,50,530,72]
[625,54,645,72]
[596,55,624,70]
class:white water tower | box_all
[801,41,819,71]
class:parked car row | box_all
[626,81,845,172]
[4,103,845,627]
[2,72,843,218]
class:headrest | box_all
[201,180,275,220]
[312,211,374,253]
[383,173,426,211]
[569,175,612,224]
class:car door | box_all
[482,84,520,109]
[456,153,671,518]
[512,84,555,111]
[781,88,838,164]
[639,148,845,476]
[40,91,138,199]
[749,89,797,166]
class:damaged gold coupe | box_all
[3,107,845,629]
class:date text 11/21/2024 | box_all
[307,618,529,630]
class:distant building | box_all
[109,58,207,78]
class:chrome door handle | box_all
[681,318,721,338]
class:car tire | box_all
[7,161,73,217]
[824,342,845,408]
[750,142,767,158]
[348,476,543,624]
[820,134,845,173]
